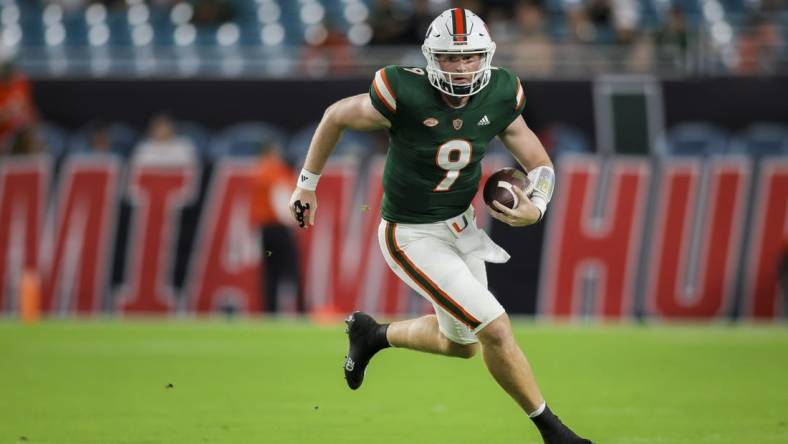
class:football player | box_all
[289,8,592,444]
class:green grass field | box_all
[1,320,787,444]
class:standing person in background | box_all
[510,0,554,76]
[0,62,37,155]
[85,121,115,155]
[656,6,690,70]
[736,14,783,75]
[132,114,197,167]
[8,128,44,156]
[252,142,305,314]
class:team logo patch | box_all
[423,117,439,127]
[453,118,463,130]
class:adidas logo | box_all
[477,115,490,126]
[300,175,308,182]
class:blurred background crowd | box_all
[0,0,785,78]
[1,0,786,160]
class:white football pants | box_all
[377,207,507,344]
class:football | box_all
[483,167,531,210]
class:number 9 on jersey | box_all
[433,139,472,192]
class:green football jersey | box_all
[369,65,526,223]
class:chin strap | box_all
[527,166,555,222]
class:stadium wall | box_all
[0,153,785,320]
[31,77,788,134]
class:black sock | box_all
[372,323,391,351]
[531,405,561,435]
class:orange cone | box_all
[20,269,41,324]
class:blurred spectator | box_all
[586,0,613,40]
[611,0,639,43]
[398,0,436,44]
[8,127,44,156]
[759,0,787,14]
[508,0,554,75]
[737,15,783,75]
[486,5,519,42]
[192,0,236,26]
[369,0,411,45]
[85,121,114,154]
[251,142,305,314]
[454,0,488,17]
[303,22,354,77]
[656,7,690,69]
[0,62,37,155]
[132,114,197,167]
[566,5,595,43]
[625,32,655,72]
[565,0,639,44]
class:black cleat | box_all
[540,428,593,444]
[343,311,389,390]
[532,406,593,444]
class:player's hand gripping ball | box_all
[483,167,531,211]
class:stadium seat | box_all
[729,123,788,157]
[177,121,212,159]
[547,123,592,158]
[718,0,748,16]
[661,123,730,156]
[62,12,89,47]
[106,10,133,47]
[37,121,68,160]
[637,0,661,29]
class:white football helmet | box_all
[422,8,496,97]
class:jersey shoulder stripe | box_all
[373,68,396,112]
[515,79,525,110]
[495,66,525,112]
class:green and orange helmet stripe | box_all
[451,8,467,43]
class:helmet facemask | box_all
[422,46,496,98]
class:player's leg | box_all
[343,222,484,389]
[460,250,592,443]
[476,314,591,443]
[461,253,544,412]
[476,312,544,412]
[386,314,479,358]
[378,220,498,357]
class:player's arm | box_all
[302,93,390,176]
[289,94,390,228]
[493,115,555,226]
[499,115,552,173]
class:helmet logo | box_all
[453,119,463,130]
[423,118,439,127]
